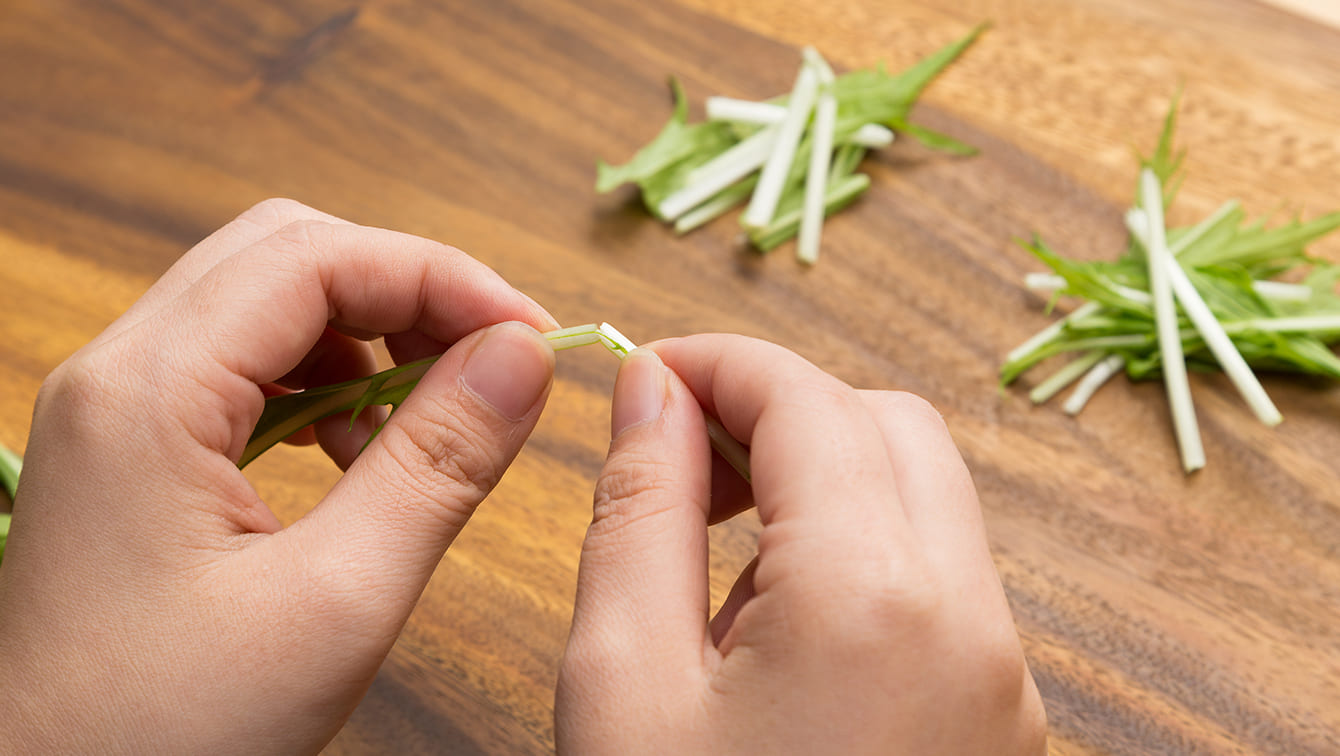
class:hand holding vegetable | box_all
[0,199,558,753]
[555,335,1047,755]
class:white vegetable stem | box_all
[1007,301,1101,364]
[1029,349,1106,404]
[742,61,818,229]
[1063,354,1126,415]
[559,323,752,481]
[1137,169,1205,472]
[657,126,779,221]
[705,96,895,148]
[1128,204,1283,427]
[704,96,785,125]
[798,47,836,265]
[1249,281,1312,303]
[1225,315,1340,333]
[1027,272,1312,303]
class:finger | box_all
[126,220,556,465]
[291,321,555,595]
[649,335,911,562]
[270,326,382,469]
[564,348,714,689]
[709,556,759,649]
[707,452,753,525]
[271,326,377,392]
[98,199,352,345]
[313,405,386,471]
[857,390,994,576]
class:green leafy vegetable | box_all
[0,442,20,564]
[1002,97,1340,472]
[240,323,752,482]
[597,25,986,263]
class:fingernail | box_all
[611,348,667,439]
[460,323,554,420]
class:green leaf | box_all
[595,78,737,198]
[887,117,978,155]
[0,442,20,502]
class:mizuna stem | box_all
[1139,169,1205,473]
[742,62,818,229]
[1006,301,1102,365]
[1129,207,1282,427]
[1063,354,1126,416]
[798,47,837,266]
[1028,349,1106,404]
[658,126,779,222]
[238,323,753,483]
[704,97,895,148]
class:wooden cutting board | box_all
[1,0,1336,753]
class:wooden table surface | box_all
[3,0,1338,753]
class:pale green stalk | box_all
[749,173,870,252]
[703,97,895,148]
[1006,301,1102,364]
[1248,281,1312,302]
[657,126,779,221]
[1139,169,1205,472]
[798,47,837,265]
[239,324,753,483]
[1063,354,1127,415]
[1029,272,1313,303]
[742,62,818,229]
[1028,350,1107,404]
[673,176,757,234]
[1224,315,1340,334]
[1129,206,1282,427]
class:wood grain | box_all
[1,0,1337,753]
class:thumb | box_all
[560,349,713,703]
[290,321,554,598]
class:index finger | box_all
[97,198,354,346]
[123,219,555,461]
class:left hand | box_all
[0,199,558,754]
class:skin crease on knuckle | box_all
[367,385,515,530]
[586,448,687,552]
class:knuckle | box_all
[37,349,130,426]
[264,218,335,258]
[376,404,503,514]
[239,197,315,226]
[783,373,858,410]
[825,554,945,647]
[589,450,682,538]
[882,390,948,431]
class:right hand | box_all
[555,334,1046,754]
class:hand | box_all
[556,335,1047,754]
[0,199,558,753]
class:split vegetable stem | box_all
[1128,204,1282,427]
[1063,354,1126,416]
[798,47,837,265]
[1138,168,1205,473]
[238,323,753,483]
[704,97,896,148]
[658,126,779,221]
[742,60,818,229]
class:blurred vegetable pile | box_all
[597,25,985,264]
[1003,98,1340,472]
